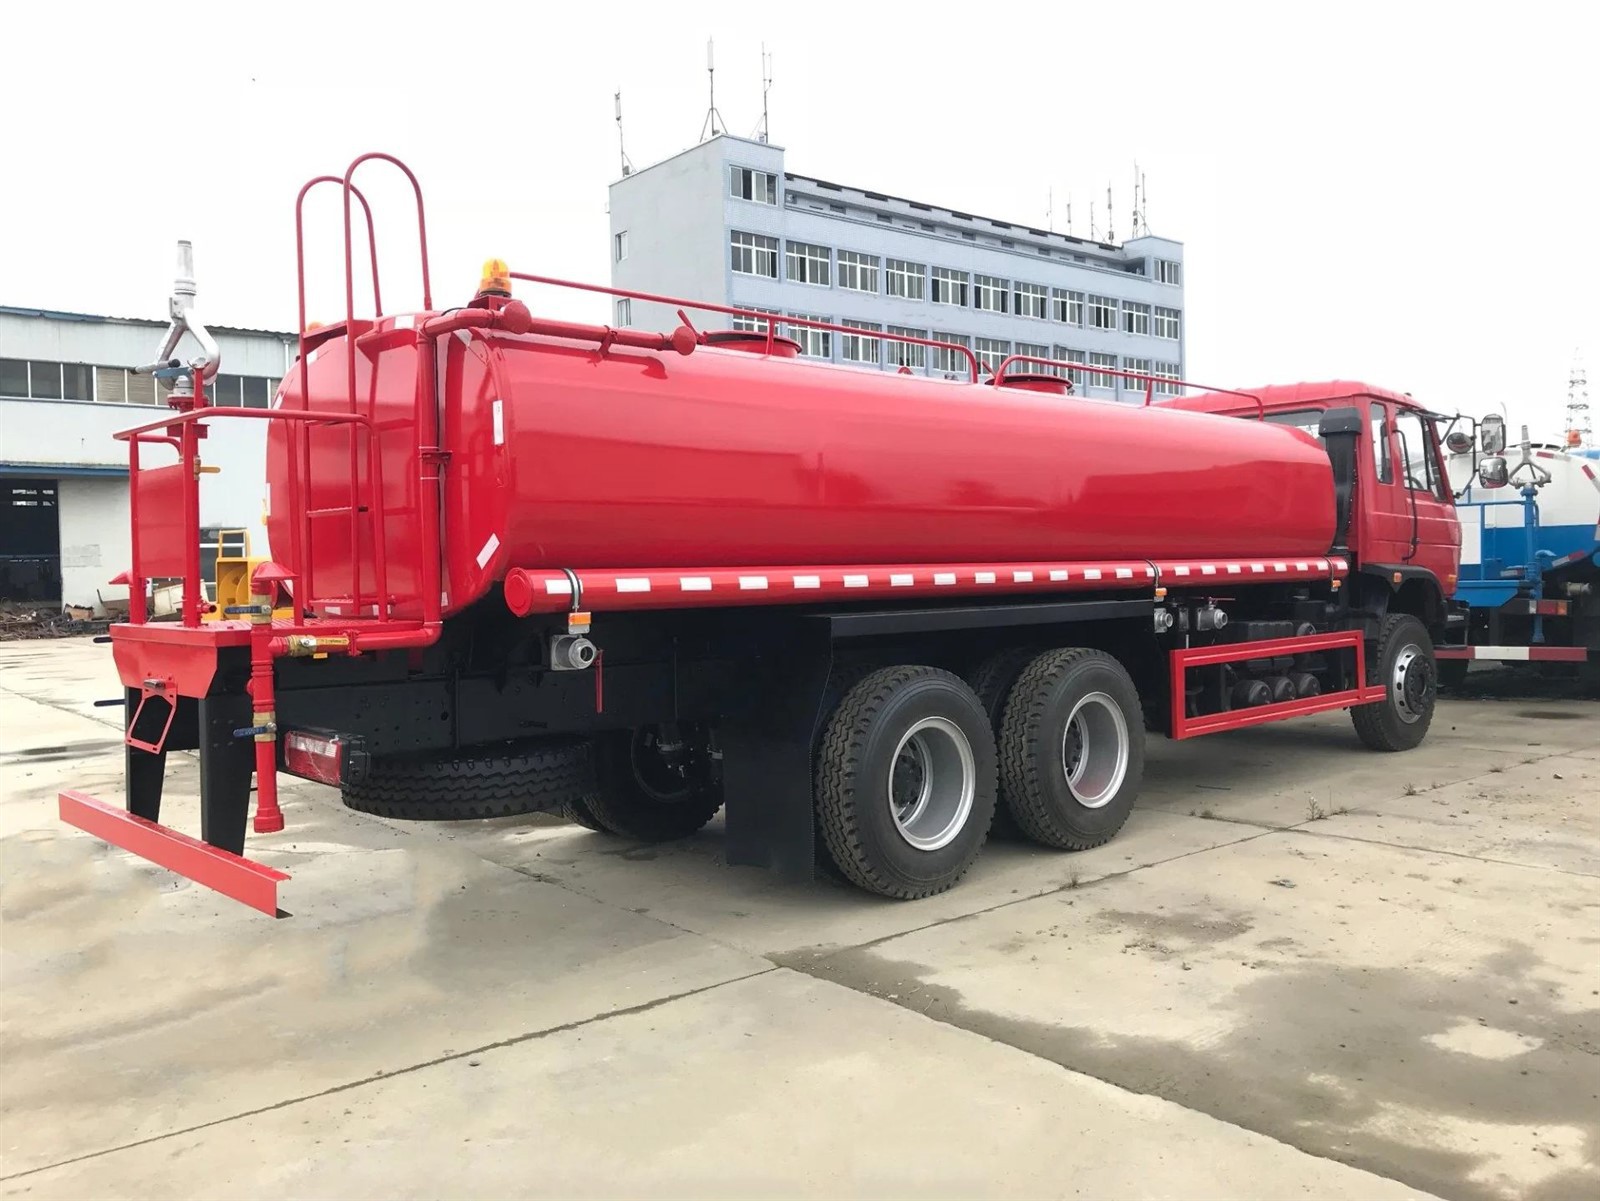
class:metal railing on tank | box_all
[991,353,1266,416]
[507,273,983,383]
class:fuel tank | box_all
[267,322,1335,615]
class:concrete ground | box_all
[2,639,1596,1201]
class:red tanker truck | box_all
[59,154,1461,916]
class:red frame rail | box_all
[117,406,390,626]
[1169,630,1385,739]
[58,791,288,917]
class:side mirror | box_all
[1478,456,1509,489]
[1444,429,1474,455]
[1480,414,1506,455]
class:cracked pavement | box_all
[3,638,1596,1200]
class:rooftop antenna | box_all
[1140,169,1149,234]
[755,45,773,143]
[1130,163,1140,238]
[1066,194,1073,236]
[1089,199,1097,242]
[699,38,726,143]
[1046,186,1054,233]
[615,91,633,176]
[1106,183,1114,243]
[1568,355,1591,448]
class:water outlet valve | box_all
[550,634,598,671]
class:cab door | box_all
[1362,398,1458,588]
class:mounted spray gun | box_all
[135,240,220,404]
[1475,421,1557,642]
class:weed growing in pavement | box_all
[1489,763,1506,773]
[1306,799,1327,821]
[1200,808,1216,820]
[1404,783,1420,796]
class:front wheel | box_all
[1352,614,1437,751]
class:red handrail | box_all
[508,272,982,383]
[991,353,1265,418]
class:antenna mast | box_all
[1568,356,1592,448]
[1130,163,1140,237]
[699,38,726,143]
[1046,186,1053,232]
[756,45,773,143]
[1140,170,1148,234]
[1106,183,1114,243]
[1066,194,1072,237]
[615,92,633,176]
[1089,200,1096,242]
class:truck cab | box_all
[1158,382,1461,637]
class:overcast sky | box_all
[4,1,1594,438]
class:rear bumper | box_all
[59,790,288,917]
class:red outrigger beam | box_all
[59,791,289,917]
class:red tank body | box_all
[267,318,1335,616]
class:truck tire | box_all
[1000,648,1144,850]
[1351,614,1436,751]
[341,738,591,821]
[817,666,997,900]
[581,724,724,842]
[966,646,1039,838]
[560,795,608,832]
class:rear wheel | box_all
[580,723,724,841]
[1352,614,1436,751]
[341,738,590,821]
[1000,648,1144,850]
[966,646,1039,838]
[816,666,997,900]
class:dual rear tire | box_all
[816,651,1144,899]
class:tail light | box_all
[282,731,346,786]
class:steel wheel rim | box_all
[1391,644,1429,724]
[1061,692,1129,810]
[629,726,694,803]
[888,716,975,851]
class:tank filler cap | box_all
[700,329,801,358]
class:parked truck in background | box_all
[58,154,1463,917]
[1437,414,1600,688]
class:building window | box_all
[785,241,831,286]
[1013,341,1049,372]
[885,258,925,301]
[886,326,927,371]
[1052,290,1084,326]
[785,313,832,358]
[840,319,882,366]
[208,374,280,409]
[1122,357,1153,398]
[732,307,780,332]
[1153,362,1181,396]
[1087,352,1117,391]
[1122,302,1151,336]
[1087,296,1118,330]
[614,298,632,326]
[931,331,971,376]
[730,166,778,204]
[974,275,1009,314]
[837,251,880,294]
[931,267,968,306]
[0,359,95,401]
[975,337,1011,374]
[1156,259,1181,286]
[730,230,778,278]
[614,231,628,262]
[1013,282,1048,320]
[1055,346,1087,386]
[1154,306,1181,340]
